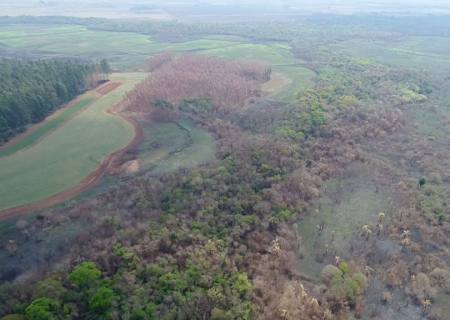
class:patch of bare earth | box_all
[122,160,140,175]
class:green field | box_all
[0,96,96,157]
[0,24,294,66]
[0,24,160,70]
[0,24,315,98]
[0,73,145,211]
[202,42,295,65]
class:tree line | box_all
[2,15,450,44]
[0,58,109,144]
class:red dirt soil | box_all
[97,82,122,95]
[0,91,142,221]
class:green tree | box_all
[418,177,427,188]
[89,287,115,313]
[68,261,101,289]
[233,273,252,296]
[24,298,59,320]
[100,59,111,80]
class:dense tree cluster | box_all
[0,58,102,143]
[124,54,270,116]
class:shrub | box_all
[321,265,343,285]
[338,261,350,274]
[233,273,252,296]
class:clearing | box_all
[134,119,216,175]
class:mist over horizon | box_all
[3,0,450,19]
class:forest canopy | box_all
[0,58,100,143]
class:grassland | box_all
[0,73,145,212]
[297,165,392,279]
[136,120,215,175]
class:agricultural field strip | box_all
[0,73,146,212]
[0,95,97,157]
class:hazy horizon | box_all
[2,0,450,19]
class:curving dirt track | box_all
[0,90,143,221]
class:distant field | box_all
[0,73,145,211]
[0,24,315,98]
[330,36,450,75]
[0,24,159,70]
